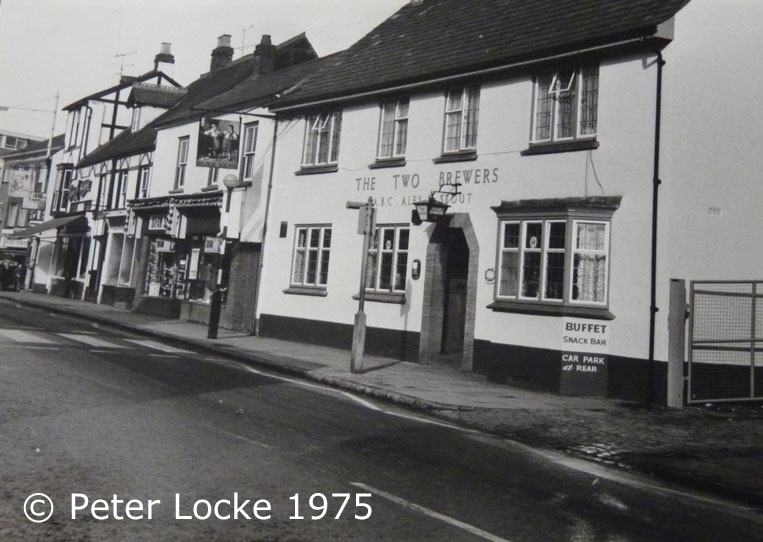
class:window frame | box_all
[301,111,342,168]
[113,168,129,209]
[6,201,21,227]
[289,225,332,290]
[376,98,409,160]
[241,122,259,181]
[531,65,599,145]
[174,136,190,189]
[139,165,151,198]
[490,197,620,319]
[131,107,141,132]
[366,224,410,294]
[52,165,73,213]
[442,85,480,154]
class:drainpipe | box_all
[647,50,665,404]
[251,116,278,335]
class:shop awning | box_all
[9,215,87,238]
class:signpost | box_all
[348,197,376,373]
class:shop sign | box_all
[148,214,165,230]
[8,167,32,198]
[25,191,46,210]
[352,166,501,209]
[560,318,609,396]
[69,179,92,202]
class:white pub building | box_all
[253,0,763,404]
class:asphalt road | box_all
[0,300,760,541]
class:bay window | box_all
[491,197,620,318]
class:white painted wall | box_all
[663,0,763,281]
[258,50,663,361]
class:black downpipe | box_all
[647,51,665,404]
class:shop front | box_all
[131,192,224,321]
[47,214,91,299]
[99,211,138,308]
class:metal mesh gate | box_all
[688,281,763,403]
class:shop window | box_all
[242,122,259,181]
[377,98,409,160]
[105,233,124,284]
[301,111,341,168]
[443,86,480,154]
[366,225,409,293]
[531,65,599,145]
[144,238,179,298]
[118,235,136,286]
[174,137,190,189]
[290,225,331,289]
[186,238,222,303]
[490,197,619,319]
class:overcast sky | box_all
[0,0,404,138]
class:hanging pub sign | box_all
[196,116,239,169]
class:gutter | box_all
[272,36,648,113]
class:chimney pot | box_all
[154,42,175,75]
[210,34,234,73]
[253,34,277,77]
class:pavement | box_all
[2,290,762,510]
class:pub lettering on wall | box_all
[354,167,500,208]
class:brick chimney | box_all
[253,34,277,77]
[154,42,175,77]
[210,34,233,73]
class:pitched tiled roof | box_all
[196,55,334,113]
[128,84,187,108]
[76,33,318,168]
[154,33,318,129]
[1,134,65,159]
[64,70,182,111]
[77,124,157,168]
[275,0,690,108]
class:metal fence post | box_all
[667,279,687,408]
